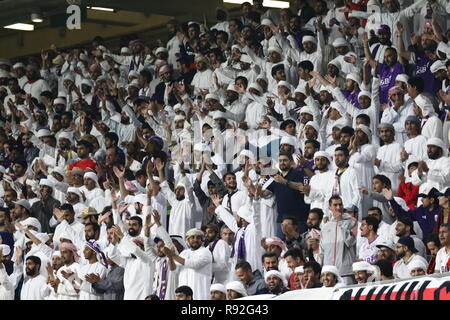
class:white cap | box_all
[210,283,227,294]
[407,259,428,272]
[54,97,67,106]
[205,93,219,101]
[313,151,332,164]
[81,79,94,87]
[427,137,446,151]
[83,172,99,187]
[268,46,282,55]
[304,121,320,133]
[346,72,361,85]
[352,261,374,273]
[280,136,297,147]
[0,244,11,256]
[37,129,51,138]
[67,187,83,200]
[237,205,253,223]
[358,90,371,99]
[321,265,340,277]
[302,36,317,44]
[294,266,304,273]
[0,70,9,78]
[226,281,248,297]
[299,106,314,116]
[277,80,293,91]
[375,239,395,251]
[328,58,341,69]
[264,270,288,287]
[248,82,263,93]
[121,47,131,54]
[239,149,255,160]
[295,86,306,95]
[155,47,168,55]
[63,73,75,82]
[39,178,54,189]
[212,111,227,120]
[127,79,140,89]
[414,94,435,117]
[239,54,252,64]
[332,38,349,47]
[174,115,185,122]
[356,124,372,142]
[395,73,409,83]
[430,60,446,73]
[261,18,273,26]
[133,194,148,205]
[21,217,41,232]
[13,62,26,69]
[231,44,243,52]
[128,70,139,79]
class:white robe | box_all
[191,69,214,95]
[376,142,403,191]
[56,263,81,300]
[411,156,450,193]
[349,144,377,217]
[23,79,51,100]
[216,200,263,274]
[421,115,443,140]
[0,267,14,300]
[109,236,156,300]
[53,220,85,250]
[78,261,107,300]
[210,239,231,285]
[176,247,213,300]
[20,275,49,300]
[160,179,194,239]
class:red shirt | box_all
[397,181,420,209]
[68,158,96,172]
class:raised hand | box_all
[152,209,161,227]
[154,158,165,172]
[210,194,221,208]
[113,166,124,179]
[381,188,393,200]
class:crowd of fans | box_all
[0,0,449,300]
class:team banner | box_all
[330,276,450,300]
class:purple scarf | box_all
[230,227,246,260]
[158,260,168,300]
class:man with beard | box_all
[401,116,427,167]
[79,240,108,300]
[370,25,393,64]
[411,138,450,194]
[380,86,413,144]
[162,228,212,300]
[30,179,60,233]
[191,55,213,95]
[296,139,319,185]
[204,224,230,284]
[49,242,82,300]
[375,240,397,265]
[265,152,310,238]
[84,223,100,242]
[264,270,288,295]
[393,236,428,279]
[20,256,49,300]
[68,140,96,172]
[220,172,248,217]
[374,123,403,191]
[299,208,323,260]
[53,204,85,250]
[156,158,194,239]
[262,252,279,273]
[108,220,156,300]
[213,84,246,126]
[91,226,125,300]
[303,152,335,213]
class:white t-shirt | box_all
[435,247,450,274]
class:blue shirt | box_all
[266,168,310,223]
